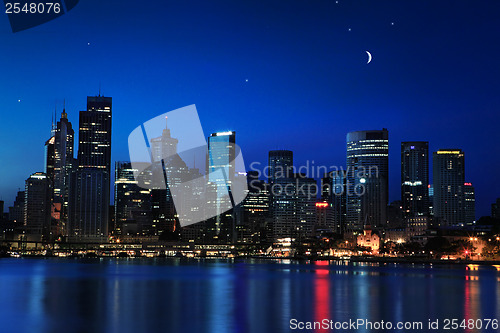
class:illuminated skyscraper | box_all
[114,162,151,235]
[69,96,112,240]
[206,131,236,242]
[236,171,270,243]
[346,129,389,231]
[432,149,465,227]
[52,109,75,206]
[44,108,74,236]
[77,96,112,170]
[271,173,317,240]
[464,182,475,225]
[401,142,429,217]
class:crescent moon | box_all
[366,51,372,64]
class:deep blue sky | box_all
[0,0,499,218]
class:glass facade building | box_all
[346,129,389,231]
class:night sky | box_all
[0,0,499,218]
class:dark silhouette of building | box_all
[492,198,500,219]
[24,173,51,238]
[464,182,475,225]
[432,149,465,227]
[346,129,389,231]
[8,191,25,224]
[321,170,345,234]
[387,200,404,228]
[401,142,429,217]
[268,150,293,184]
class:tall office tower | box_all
[114,162,151,236]
[432,149,465,227]
[206,131,237,242]
[68,170,109,237]
[52,110,74,210]
[464,182,476,225]
[268,150,293,184]
[69,96,112,240]
[236,171,270,243]
[149,119,190,237]
[428,185,434,215]
[346,129,389,231]
[272,173,317,240]
[45,109,75,236]
[321,170,345,234]
[77,96,112,170]
[401,142,429,217]
[8,191,25,224]
[179,167,206,243]
[44,136,56,182]
[492,198,500,219]
[24,173,51,238]
[150,116,178,162]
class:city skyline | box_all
[2,2,500,333]
[0,101,495,221]
[1,1,500,218]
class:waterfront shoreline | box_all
[3,252,500,267]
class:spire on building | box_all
[61,99,67,119]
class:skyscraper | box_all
[206,131,236,242]
[464,182,475,225]
[52,109,74,209]
[271,173,317,240]
[268,150,293,184]
[321,170,346,234]
[236,171,270,243]
[77,96,112,170]
[45,108,74,236]
[69,96,112,240]
[346,129,389,231]
[401,142,429,218]
[24,172,51,238]
[432,149,465,227]
[114,162,151,236]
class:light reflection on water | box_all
[0,258,499,333]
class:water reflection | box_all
[313,261,330,332]
[0,259,499,333]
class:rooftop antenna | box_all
[61,99,68,119]
[98,82,101,97]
